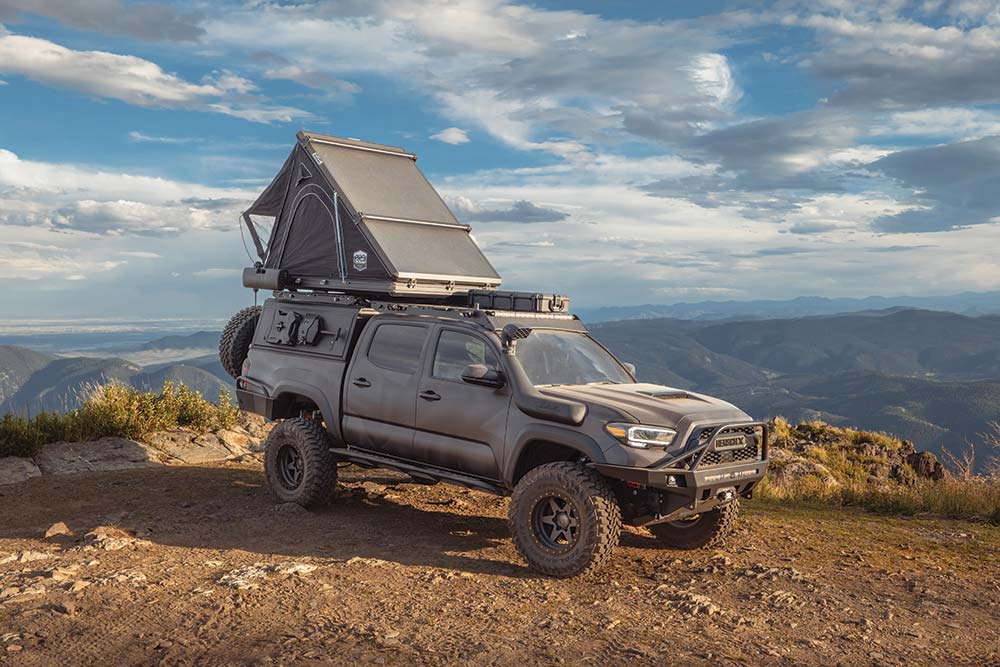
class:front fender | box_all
[503,424,631,487]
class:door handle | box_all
[352,377,372,388]
[419,390,441,401]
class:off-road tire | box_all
[219,306,262,379]
[648,500,740,550]
[509,462,622,577]
[263,418,338,508]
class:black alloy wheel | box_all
[276,444,305,490]
[532,495,580,550]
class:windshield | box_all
[515,330,633,386]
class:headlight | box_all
[605,422,677,449]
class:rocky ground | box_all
[1,460,998,667]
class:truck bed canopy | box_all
[243,132,501,297]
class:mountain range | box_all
[0,336,231,415]
[2,306,1000,470]
[589,309,1000,467]
[575,290,1000,322]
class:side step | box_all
[332,447,507,496]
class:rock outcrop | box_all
[767,418,947,489]
[0,413,272,486]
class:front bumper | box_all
[593,420,769,524]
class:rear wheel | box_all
[219,306,261,379]
[263,418,337,508]
[648,500,740,550]
[509,462,621,577]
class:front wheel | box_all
[648,500,740,550]
[263,418,337,508]
[509,462,621,577]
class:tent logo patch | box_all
[353,250,368,271]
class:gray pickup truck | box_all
[228,292,768,577]
[222,131,768,577]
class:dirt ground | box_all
[1,462,998,667]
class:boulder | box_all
[216,429,252,456]
[767,457,841,489]
[144,430,231,464]
[34,439,163,475]
[0,457,42,486]
[906,451,945,481]
[890,463,917,487]
[44,522,73,539]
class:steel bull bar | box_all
[593,421,770,523]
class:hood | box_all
[538,382,750,429]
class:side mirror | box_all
[461,364,506,389]
[623,362,636,377]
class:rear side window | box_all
[368,324,427,373]
[433,330,499,380]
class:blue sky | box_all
[1,0,1000,319]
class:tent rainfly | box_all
[241,131,502,297]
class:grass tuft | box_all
[0,382,239,459]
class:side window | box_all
[368,324,427,374]
[433,330,499,380]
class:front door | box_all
[413,327,510,479]
[343,320,429,458]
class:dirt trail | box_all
[1,462,998,666]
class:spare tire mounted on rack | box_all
[219,306,262,379]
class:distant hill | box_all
[0,346,55,405]
[4,307,1000,470]
[589,321,773,388]
[0,346,231,415]
[590,309,1000,469]
[135,331,220,352]
[594,309,1000,379]
[577,291,1000,323]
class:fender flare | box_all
[503,425,629,487]
[270,381,341,442]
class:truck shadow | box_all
[0,465,544,578]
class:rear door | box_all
[342,319,429,458]
[413,326,510,479]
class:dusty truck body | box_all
[223,131,769,577]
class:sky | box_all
[1,0,1000,319]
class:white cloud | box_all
[0,0,203,42]
[203,1,742,154]
[118,251,162,258]
[192,267,242,278]
[872,107,1000,140]
[128,131,196,144]
[0,148,254,236]
[431,127,470,144]
[0,31,311,123]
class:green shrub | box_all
[0,414,46,458]
[0,382,240,458]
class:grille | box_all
[696,425,761,468]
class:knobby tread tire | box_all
[219,306,262,379]
[263,418,338,509]
[509,461,622,578]
[648,499,740,550]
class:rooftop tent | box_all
[242,131,502,297]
